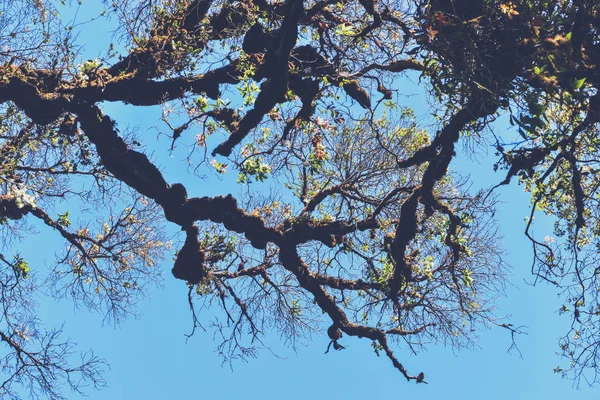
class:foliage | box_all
[1,0,600,396]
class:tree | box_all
[0,0,599,397]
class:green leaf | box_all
[572,77,586,90]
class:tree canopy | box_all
[1,0,600,397]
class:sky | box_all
[14,2,600,399]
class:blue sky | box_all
[18,2,600,399]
